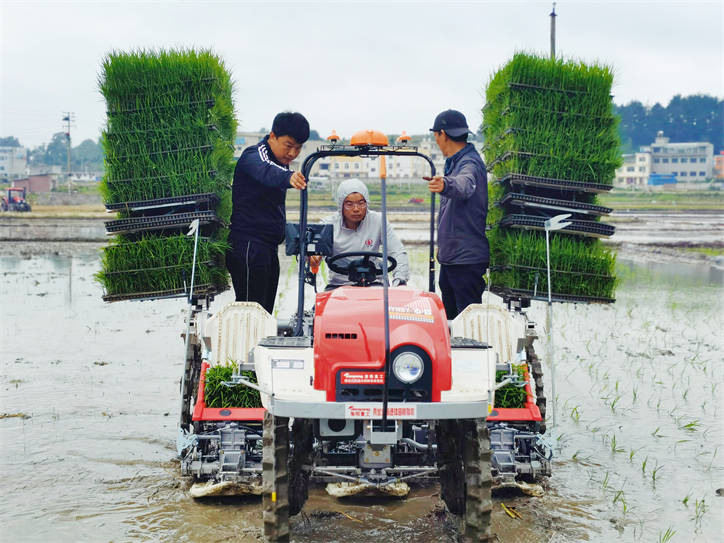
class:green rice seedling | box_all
[204,361,262,408]
[657,528,676,543]
[611,434,624,454]
[95,232,228,297]
[488,229,617,299]
[483,52,620,185]
[494,364,529,408]
[98,49,236,206]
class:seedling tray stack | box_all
[483,53,619,303]
[96,49,235,302]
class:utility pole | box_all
[62,112,74,192]
[550,2,557,60]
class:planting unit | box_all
[96,49,235,302]
[483,53,619,303]
[178,133,552,542]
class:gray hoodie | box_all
[321,179,409,287]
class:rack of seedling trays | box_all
[483,53,620,304]
[96,49,236,302]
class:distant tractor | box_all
[1,187,31,212]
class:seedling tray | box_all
[490,285,615,305]
[498,193,612,217]
[499,214,615,238]
[105,210,222,235]
[496,171,613,194]
[102,283,219,303]
[105,192,219,213]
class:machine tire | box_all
[462,419,493,542]
[527,345,547,434]
[263,412,290,542]
[288,418,313,516]
[180,339,202,430]
[436,419,465,515]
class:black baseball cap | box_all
[430,109,472,137]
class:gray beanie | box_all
[335,178,370,210]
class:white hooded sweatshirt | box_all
[321,178,409,287]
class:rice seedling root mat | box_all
[483,53,619,303]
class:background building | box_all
[615,152,651,187]
[642,131,713,182]
[0,146,28,181]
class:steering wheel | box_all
[327,251,397,286]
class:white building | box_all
[615,152,651,188]
[0,146,28,180]
[642,131,713,182]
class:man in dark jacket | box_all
[227,112,310,314]
[425,109,489,320]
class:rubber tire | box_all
[289,418,314,516]
[263,412,290,542]
[527,344,547,434]
[462,419,493,542]
[436,419,466,515]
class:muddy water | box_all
[1,243,722,542]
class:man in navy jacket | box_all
[227,112,310,314]
[425,109,489,320]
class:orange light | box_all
[350,129,389,147]
[396,130,411,143]
[380,156,387,179]
[327,129,340,142]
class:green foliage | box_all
[483,52,621,184]
[96,49,235,300]
[95,233,228,296]
[98,48,236,204]
[204,362,262,408]
[494,363,529,408]
[488,229,617,299]
[483,53,620,300]
[0,136,21,147]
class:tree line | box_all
[614,94,722,154]
[1,93,721,173]
[0,133,103,173]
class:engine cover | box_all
[313,286,452,401]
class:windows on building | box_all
[679,172,685,176]
[700,171,706,177]
[672,158,678,163]
[654,158,660,163]
[626,166,634,172]
[690,171,696,177]
[699,158,706,163]
[662,158,669,163]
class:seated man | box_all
[310,178,409,289]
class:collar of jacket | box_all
[444,142,475,176]
[259,135,286,168]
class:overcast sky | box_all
[1,0,722,148]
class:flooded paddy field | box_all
[1,241,722,542]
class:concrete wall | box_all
[34,192,103,205]
[0,217,106,241]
